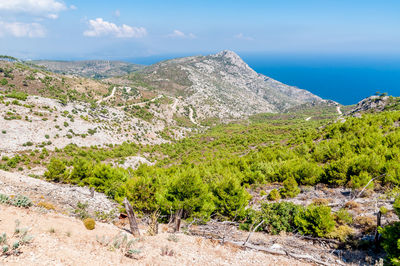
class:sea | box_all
[129,53,400,106]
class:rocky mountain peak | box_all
[210,50,252,71]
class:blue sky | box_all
[0,0,400,60]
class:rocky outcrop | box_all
[346,95,400,116]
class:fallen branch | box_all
[243,220,264,246]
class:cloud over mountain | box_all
[84,18,147,38]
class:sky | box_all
[0,0,400,60]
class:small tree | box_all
[294,204,336,237]
[44,158,67,182]
[280,176,300,198]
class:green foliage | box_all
[349,171,374,190]
[6,91,28,101]
[294,204,336,237]
[211,175,250,219]
[0,194,32,208]
[267,189,281,201]
[162,168,215,220]
[38,108,400,224]
[380,197,400,265]
[11,195,32,208]
[44,158,67,182]
[280,176,300,198]
[83,218,96,230]
[326,225,354,242]
[241,202,303,235]
[74,202,90,220]
[334,208,353,225]
[380,206,389,215]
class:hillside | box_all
[30,60,144,79]
[113,50,324,120]
[2,52,399,265]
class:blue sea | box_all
[129,53,400,105]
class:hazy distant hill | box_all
[30,60,144,79]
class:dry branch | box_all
[123,198,140,236]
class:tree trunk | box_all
[123,198,140,236]
[174,209,183,232]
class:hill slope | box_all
[31,60,144,79]
[112,50,324,120]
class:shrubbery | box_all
[294,204,336,237]
[379,196,400,264]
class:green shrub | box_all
[294,204,335,237]
[280,176,300,198]
[380,206,388,215]
[334,208,353,225]
[44,158,67,182]
[326,225,354,242]
[267,189,281,201]
[211,175,250,219]
[241,202,303,235]
[83,218,95,230]
[162,170,215,220]
[11,195,32,208]
[0,194,32,208]
[0,194,10,204]
[379,196,400,265]
[349,171,374,189]
[6,91,27,101]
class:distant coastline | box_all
[128,53,400,105]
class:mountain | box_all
[0,51,334,154]
[30,60,144,79]
[346,95,400,116]
[115,50,323,120]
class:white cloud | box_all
[70,5,77,10]
[234,33,254,41]
[114,9,120,17]
[0,21,45,37]
[0,0,67,17]
[83,18,147,38]
[168,29,196,39]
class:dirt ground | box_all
[0,205,310,266]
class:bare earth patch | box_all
[0,205,309,265]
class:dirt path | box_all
[189,107,198,125]
[131,95,163,107]
[336,106,342,115]
[98,86,117,104]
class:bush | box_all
[162,170,215,220]
[0,194,32,208]
[6,91,27,101]
[280,176,300,198]
[379,196,400,265]
[44,158,67,182]
[327,225,354,242]
[267,189,281,201]
[294,204,336,237]
[83,218,95,230]
[211,175,250,219]
[11,195,32,208]
[334,208,353,225]
[241,202,303,235]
